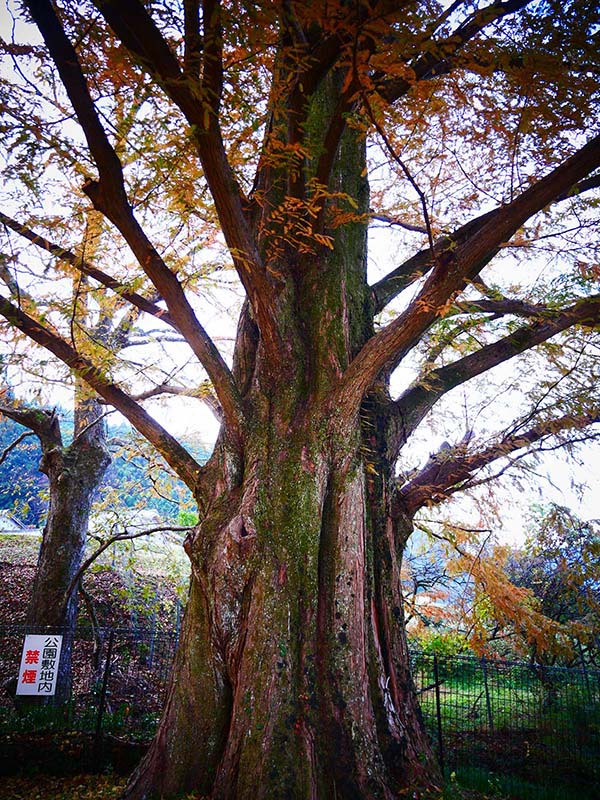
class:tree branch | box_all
[0,402,62,448]
[310,2,417,195]
[130,381,223,421]
[371,167,600,316]
[202,0,224,111]
[379,0,533,105]
[64,524,193,608]
[369,213,428,235]
[334,132,600,418]
[397,412,600,516]
[0,211,175,327]
[183,0,202,79]
[0,429,36,466]
[370,210,497,314]
[390,293,600,456]
[452,296,550,319]
[0,296,204,492]
[91,0,284,364]
[23,0,128,205]
[26,0,245,438]
[362,91,436,255]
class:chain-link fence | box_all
[1,627,599,795]
[412,651,600,797]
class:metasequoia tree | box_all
[1,0,600,796]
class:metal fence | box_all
[0,624,178,768]
[1,626,599,795]
[411,650,600,797]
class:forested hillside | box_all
[0,414,209,526]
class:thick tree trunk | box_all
[123,72,437,800]
[26,395,110,702]
[125,401,436,799]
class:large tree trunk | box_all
[125,403,435,799]
[26,394,110,702]
[124,97,438,798]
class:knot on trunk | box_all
[226,514,256,543]
[39,446,63,477]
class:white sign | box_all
[16,634,63,696]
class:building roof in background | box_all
[0,511,26,532]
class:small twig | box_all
[71,409,116,445]
[64,524,194,604]
[369,212,428,235]
[78,582,104,673]
[417,681,442,696]
[0,430,36,465]
[129,381,223,421]
[360,89,436,258]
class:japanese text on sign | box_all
[16,634,63,696]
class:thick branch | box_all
[397,412,600,516]
[24,0,125,190]
[0,296,203,491]
[202,0,224,110]
[0,402,62,448]
[371,210,497,313]
[27,0,244,437]
[372,172,600,315]
[391,293,600,455]
[310,2,418,193]
[379,0,533,104]
[335,132,600,417]
[78,199,244,435]
[183,0,202,78]
[91,0,284,363]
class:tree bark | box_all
[123,93,437,799]
[125,402,436,799]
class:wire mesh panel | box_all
[0,624,178,741]
[99,628,178,739]
[411,651,600,798]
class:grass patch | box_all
[453,766,592,800]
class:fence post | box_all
[147,600,158,670]
[433,654,445,778]
[481,656,494,731]
[577,639,592,703]
[93,629,115,767]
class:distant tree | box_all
[1,212,117,699]
[503,506,600,666]
[0,394,109,700]
[1,1,599,796]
